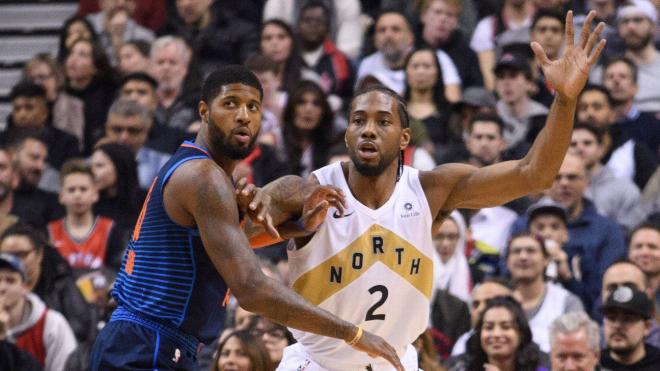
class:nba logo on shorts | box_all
[296,360,311,370]
[172,348,181,363]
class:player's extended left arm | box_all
[441,11,606,210]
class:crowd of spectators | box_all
[0,0,659,370]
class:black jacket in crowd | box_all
[601,344,660,371]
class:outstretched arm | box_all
[436,11,606,212]
[164,162,401,368]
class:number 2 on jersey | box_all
[365,285,388,321]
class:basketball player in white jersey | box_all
[276,11,606,371]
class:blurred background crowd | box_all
[0,0,659,370]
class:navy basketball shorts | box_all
[90,320,199,371]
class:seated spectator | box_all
[614,0,660,114]
[418,0,484,89]
[8,135,63,231]
[149,36,199,132]
[576,84,657,189]
[529,10,565,107]
[509,153,626,313]
[3,81,81,192]
[526,198,573,283]
[117,40,151,75]
[357,10,461,101]
[248,316,295,366]
[549,312,601,371]
[0,253,77,371]
[282,81,338,177]
[494,52,548,155]
[57,16,97,63]
[569,123,645,231]
[439,87,498,165]
[212,330,274,371]
[601,286,660,370]
[64,38,118,155]
[506,233,584,353]
[0,223,93,343]
[23,54,86,150]
[90,143,145,230]
[627,223,660,312]
[295,1,355,105]
[597,259,660,349]
[463,114,518,253]
[244,54,285,148]
[451,296,549,371]
[86,0,155,64]
[403,48,452,157]
[47,159,126,273]
[103,99,170,190]
[118,72,189,154]
[469,0,534,90]
[450,278,513,357]
[433,212,471,303]
[263,0,362,59]
[259,19,304,95]
[602,56,660,153]
[0,145,19,234]
[430,213,471,359]
[160,0,258,77]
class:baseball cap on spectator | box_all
[602,286,653,319]
[494,52,532,79]
[0,253,27,281]
[527,196,568,224]
[456,87,497,108]
[617,0,658,24]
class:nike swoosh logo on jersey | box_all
[332,210,354,218]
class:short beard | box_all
[381,43,407,66]
[625,33,652,52]
[610,343,636,358]
[207,117,257,160]
[348,149,399,177]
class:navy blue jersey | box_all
[112,141,229,344]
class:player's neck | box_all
[344,161,399,209]
[195,135,239,176]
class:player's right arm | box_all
[163,160,403,370]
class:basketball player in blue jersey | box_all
[271,12,608,370]
[89,66,404,370]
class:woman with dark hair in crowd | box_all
[117,39,151,75]
[260,19,304,95]
[248,316,296,366]
[23,53,86,149]
[212,330,274,371]
[58,16,97,63]
[403,48,454,158]
[65,38,118,154]
[456,297,548,371]
[282,81,337,176]
[90,143,145,229]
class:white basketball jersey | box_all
[287,162,435,369]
